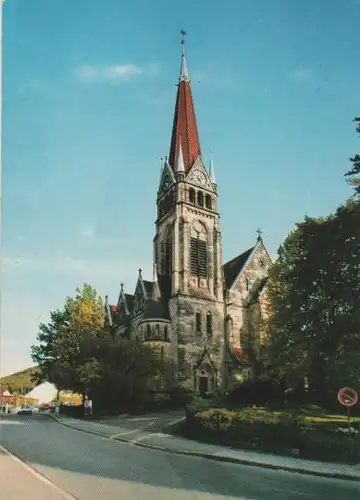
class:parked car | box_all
[17,405,33,415]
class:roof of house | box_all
[124,294,134,312]
[222,246,254,289]
[142,299,169,321]
[143,280,155,298]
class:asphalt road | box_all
[0,414,359,500]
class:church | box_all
[105,37,273,396]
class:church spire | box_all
[168,31,201,173]
[209,153,216,184]
[177,137,185,174]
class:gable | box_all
[158,161,175,198]
[134,278,147,299]
[186,157,214,191]
[195,347,218,372]
[224,239,272,292]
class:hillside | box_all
[0,366,41,394]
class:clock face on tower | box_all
[192,170,206,186]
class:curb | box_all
[43,414,360,483]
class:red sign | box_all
[337,387,358,407]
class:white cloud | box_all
[79,227,95,238]
[290,67,315,82]
[74,63,144,84]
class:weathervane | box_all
[180,29,187,44]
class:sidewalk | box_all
[45,413,360,482]
[0,444,75,500]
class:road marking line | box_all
[0,444,78,500]
[131,432,161,444]
[129,417,157,422]
[167,416,185,426]
[109,428,139,439]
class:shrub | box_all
[184,406,360,464]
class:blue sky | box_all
[1,0,359,375]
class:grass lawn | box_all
[209,404,360,430]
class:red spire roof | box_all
[168,35,201,173]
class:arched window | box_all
[205,195,212,209]
[164,326,169,341]
[155,324,160,338]
[206,313,212,338]
[189,188,195,204]
[197,191,204,206]
[146,324,151,339]
[195,312,202,333]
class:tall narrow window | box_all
[190,237,208,278]
[164,326,169,341]
[155,324,160,338]
[205,195,212,209]
[197,191,204,206]
[206,313,212,338]
[195,312,202,333]
[146,324,151,339]
[189,188,195,204]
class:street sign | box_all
[337,387,358,407]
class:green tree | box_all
[264,201,360,401]
[31,308,70,388]
[345,116,360,195]
[31,283,173,413]
[31,283,105,393]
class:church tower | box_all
[154,34,224,390]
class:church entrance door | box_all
[199,376,208,398]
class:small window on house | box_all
[189,188,195,204]
[197,191,204,206]
[206,313,212,338]
[195,312,202,333]
[205,195,212,209]
[164,326,169,341]
[146,324,151,339]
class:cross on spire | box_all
[179,29,189,81]
[180,29,187,44]
[256,228,263,241]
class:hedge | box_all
[183,407,360,464]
